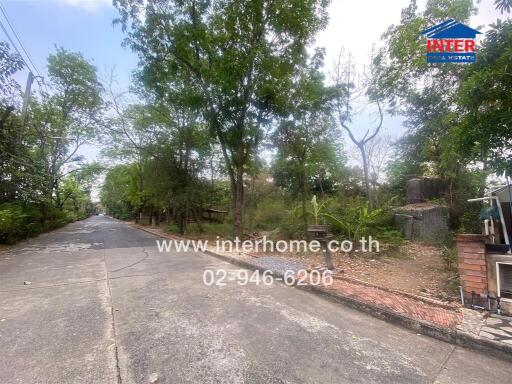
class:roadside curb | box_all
[330,274,459,310]
[132,223,512,361]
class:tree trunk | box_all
[247,173,256,234]
[232,165,244,239]
[193,209,204,232]
[213,119,246,239]
[299,163,308,229]
[359,144,372,210]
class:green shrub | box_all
[441,246,458,272]
[0,202,93,244]
[252,198,288,230]
[279,204,306,239]
[321,197,403,246]
[0,203,44,243]
[45,206,70,230]
[66,212,78,223]
[166,222,232,238]
[188,222,232,237]
[165,224,180,234]
[375,229,404,246]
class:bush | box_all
[441,246,458,272]
[189,222,232,237]
[323,198,395,239]
[0,203,44,243]
[252,198,289,231]
[165,224,180,234]
[0,203,89,244]
[166,222,233,239]
[113,210,132,220]
[45,206,70,230]
[278,204,307,239]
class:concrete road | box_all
[0,216,511,384]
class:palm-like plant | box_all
[322,202,385,242]
[308,195,327,225]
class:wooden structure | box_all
[307,224,334,270]
[202,208,228,223]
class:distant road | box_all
[0,216,510,383]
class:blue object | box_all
[480,206,500,221]
[420,19,482,39]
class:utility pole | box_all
[21,71,34,127]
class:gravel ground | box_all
[248,256,307,274]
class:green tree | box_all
[114,0,330,237]
[494,0,512,13]
[100,164,136,219]
[0,41,27,201]
[102,75,213,233]
[0,41,24,118]
[272,51,341,227]
[455,20,512,174]
[0,46,102,241]
[373,0,480,195]
[30,48,103,214]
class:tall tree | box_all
[372,1,476,179]
[372,0,491,229]
[272,50,340,226]
[372,0,476,177]
[114,0,330,237]
[33,48,103,212]
[455,20,512,174]
[0,41,26,201]
[332,52,383,209]
[0,41,24,124]
[102,74,212,232]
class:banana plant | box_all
[322,201,384,242]
[308,195,327,225]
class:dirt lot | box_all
[159,224,459,302]
[251,242,459,302]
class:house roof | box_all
[420,19,481,39]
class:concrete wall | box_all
[395,204,449,243]
[406,178,446,204]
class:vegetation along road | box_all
[0,216,511,384]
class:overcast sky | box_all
[0,0,504,177]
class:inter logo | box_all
[420,19,481,63]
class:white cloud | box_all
[57,0,112,13]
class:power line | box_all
[0,3,46,92]
[0,3,42,78]
[0,18,40,91]
[0,18,23,65]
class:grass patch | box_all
[165,222,232,239]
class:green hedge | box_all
[0,203,90,244]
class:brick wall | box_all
[454,234,487,300]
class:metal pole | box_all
[507,176,512,253]
[21,71,34,127]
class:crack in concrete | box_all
[430,344,456,383]
[109,246,150,273]
[103,233,123,384]
[0,271,169,293]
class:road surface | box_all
[0,216,510,383]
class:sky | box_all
[0,0,505,196]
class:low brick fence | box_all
[454,234,487,303]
